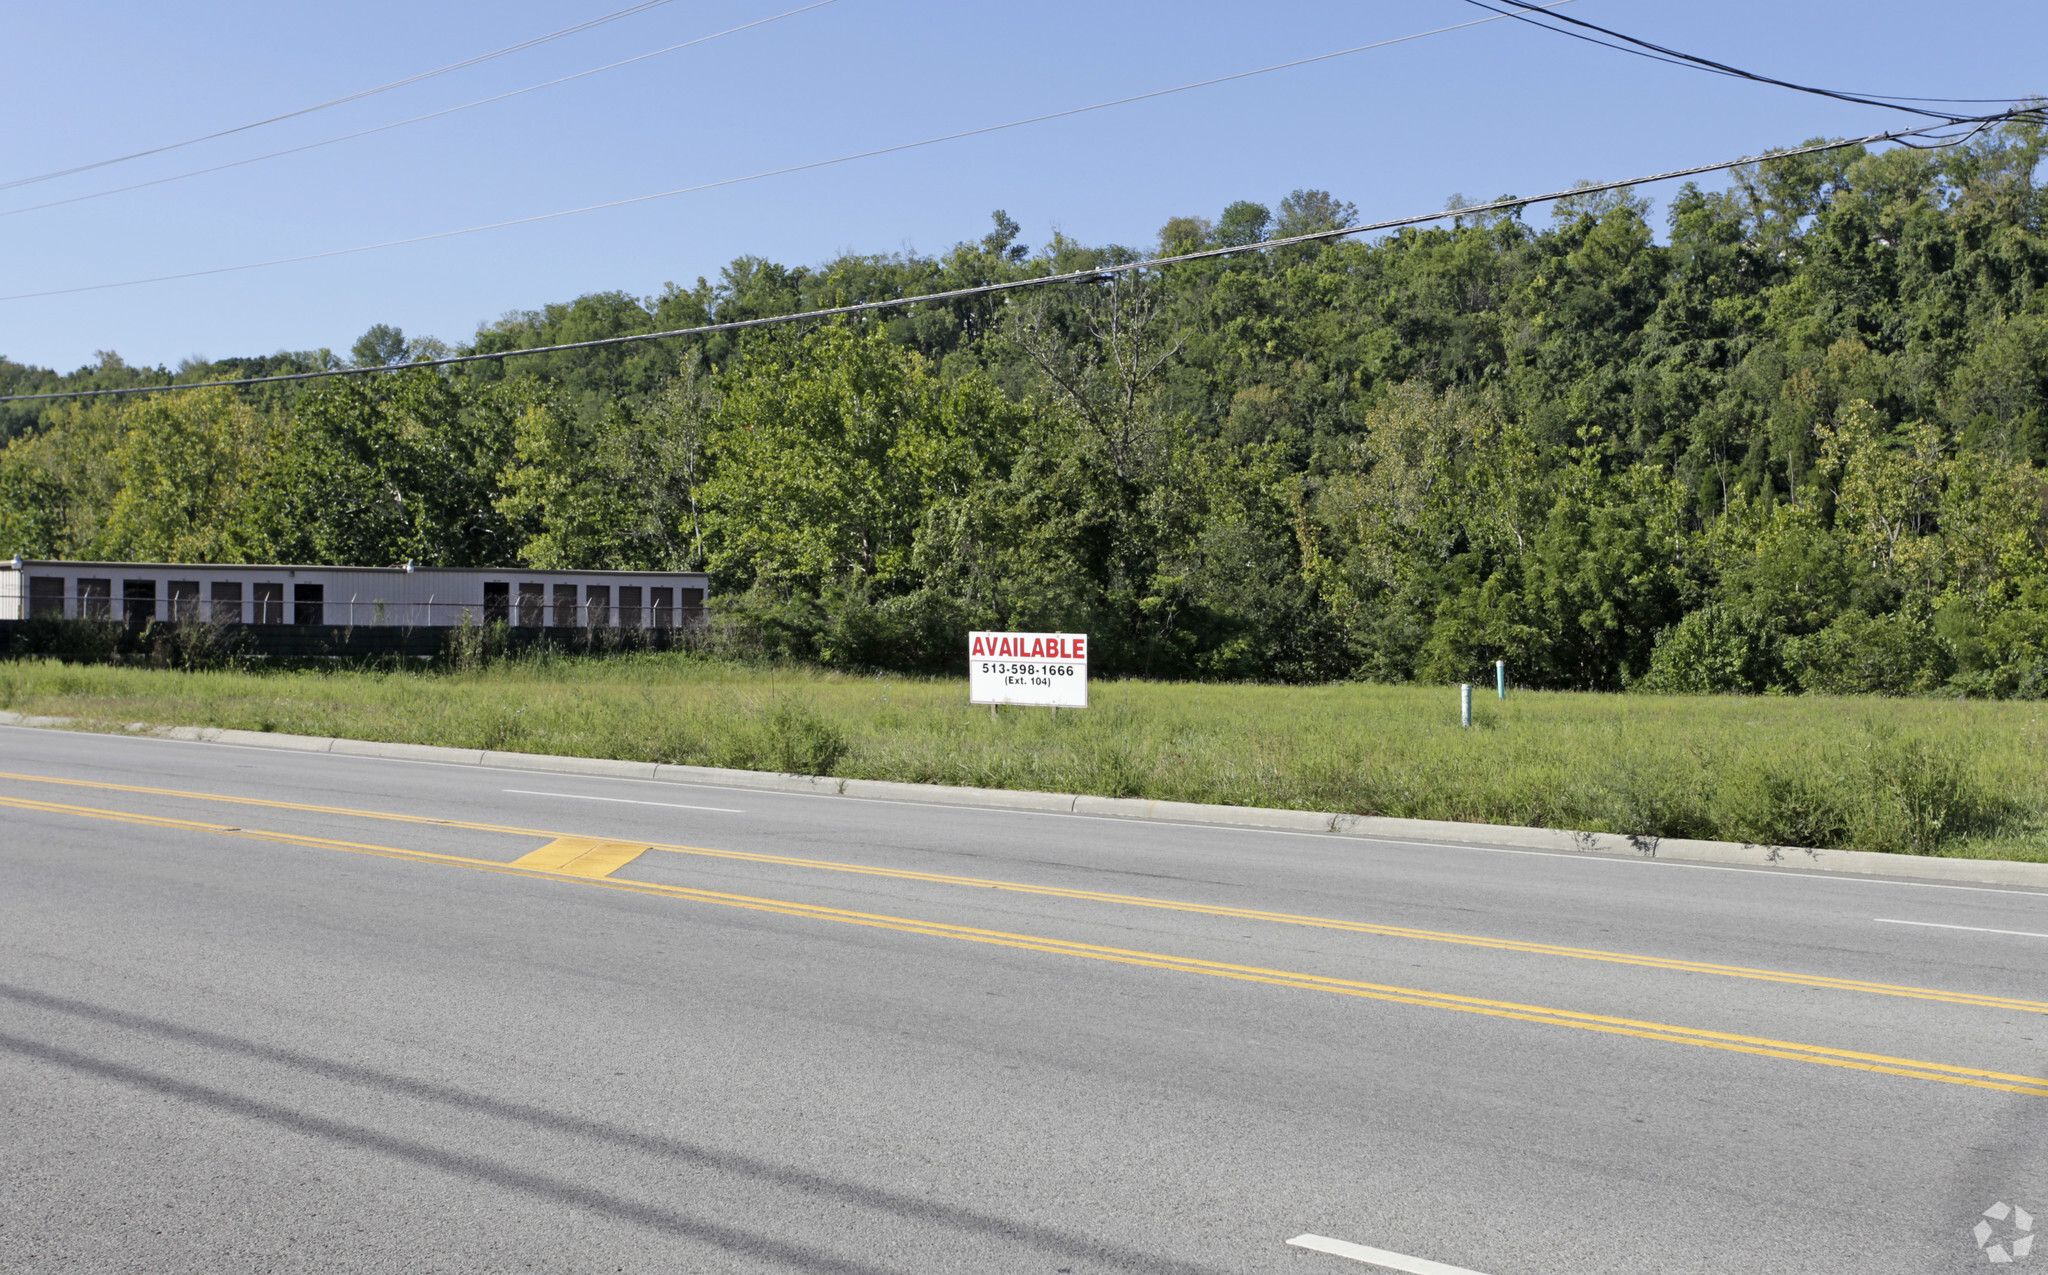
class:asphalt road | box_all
[2,724,2045,1274]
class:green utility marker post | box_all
[1496,660,1507,699]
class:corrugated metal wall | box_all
[2,562,708,628]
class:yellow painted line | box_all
[512,837,648,879]
[6,792,2048,1100]
[0,769,557,837]
[3,770,2045,1017]
[633,849,2048,1015]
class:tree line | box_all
[3,124,2046,695]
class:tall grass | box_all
[2,653,2042,860]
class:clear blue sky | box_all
[2,0,2040,372]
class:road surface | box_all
[2,724,2045,1273]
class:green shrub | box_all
[758,699,848,774]
[145,620,253,672]
[1588,748,1717,841]
[1784,609,1949,695]
[444,618,516,671]
[1939,591,2048,698]
[1713,753,1855,850]
[1711,723,2008,854]
[7,617,127,665]
[1638,605,1785,694]
[1850,727,2004,855]
[693,699,848,775]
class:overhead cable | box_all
[0,0,681,193]
[0,119,2010,406]
[0,2,1581,303]
[0,0,844,223]
[1463,0,2037,121]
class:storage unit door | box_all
[27,576,65,618]
[122,579,157,625]
[211,581,244,624]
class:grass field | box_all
[2,653,2043,861]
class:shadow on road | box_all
[1,982,1231,1275]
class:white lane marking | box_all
[1876,918,2048,939]
[501,789,743,814]
[1286,1234,1493,1274]
[22,727,2048,899]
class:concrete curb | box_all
[5,710,2046,889]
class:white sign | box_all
[968,631,1088,707]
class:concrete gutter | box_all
[6,710,2046,890]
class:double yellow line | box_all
[3,774,2045,1099]
[5,769,2044,1018]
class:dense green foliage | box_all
[5,126,2048,693]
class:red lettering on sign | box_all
[968,633,1091,664]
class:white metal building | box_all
[0,559,708,629]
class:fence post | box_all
[1460,683,1472,728]
[1496,659,1506,699]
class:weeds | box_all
[740,700,849,775]
[1713,753,1855,851]
[1,656,2041,859]
[1853,727,2002,855]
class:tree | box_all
[101,387,277,563]
[1157,216,1212,255]
[1275,188,1358,237]
[701,326,1004,593]
[498,353,718,570]
[0,453,65,559]
[982,209,1029,262]
[252,370,528,567]
[1214,201,1271,247]
[350,324,408,368]
[5,126,2045,695]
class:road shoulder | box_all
[5,710,2045,890]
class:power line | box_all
[0,0,681,194]
[0,119,2007,406]
[0,0,844,223]
[0,3,1580,304]
[1463,0,2037,121]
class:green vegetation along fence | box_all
[4,125,2047,694]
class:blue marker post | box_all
[1496,659,1507,699]
[1460,683,1473,728]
